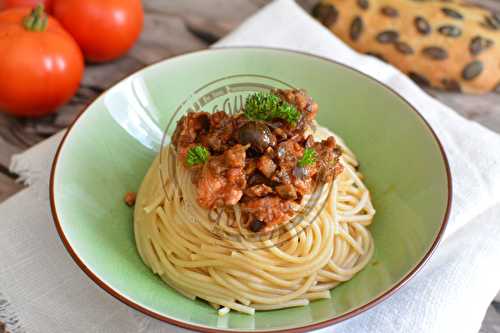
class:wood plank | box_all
[428,90,500,133]
[0,173,24,203]
[146,0,263,42]
[145,0,261,22]
[0,137,22,169]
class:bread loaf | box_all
[313,0,500,94]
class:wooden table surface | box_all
[0,0,499,332]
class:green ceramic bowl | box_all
[50,47,451,332]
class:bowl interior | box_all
[52,48,449,332]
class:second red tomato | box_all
[52,0,144,63]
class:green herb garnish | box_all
[244,92,301,125]
[298,148,317,167]
[186,145,210,166]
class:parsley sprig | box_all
[244,92,301,125]
[298,148,316,167]
[186,145,209,166]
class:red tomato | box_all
[0,0,51,12]
[0,6,84,117]
[53,0,144,62]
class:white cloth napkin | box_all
[1,1,500,332]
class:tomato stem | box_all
[23,4,48,32]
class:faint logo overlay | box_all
[159,74,332,250]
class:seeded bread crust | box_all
[313,0,500,94]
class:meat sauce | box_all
[172,89,343,232]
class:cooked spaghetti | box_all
[133,89,375,315]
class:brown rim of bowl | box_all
[49,46,452,333]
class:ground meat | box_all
[196,144,247,208]
[276,137,304,168]
[244,184,273,198]
[173,89,344,232]
[225,144,247,168]
[275,89,318,129]
[292,175,314,196]
[312,136,344,182]
[223,187,244,206]
[242,196,293,226]
[226,167,246,188]
[257,155,277,178]
[124,192,136,207]
[247,171,273,187]
[244,159,257,175]
[200,111,235,152]
[197,163,226,208]
[272,168,292,185]
[172,112,209,148]
[275,184,297,200]
[272,137,305,187]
